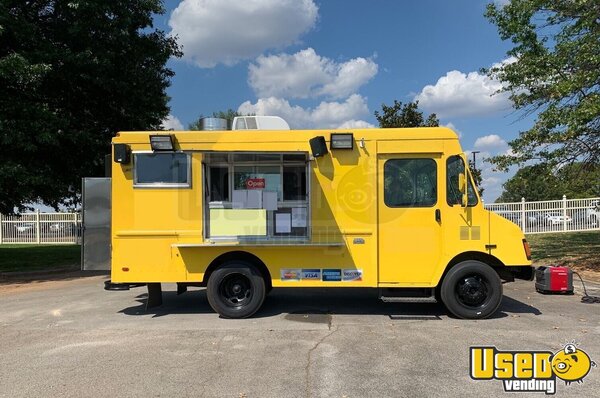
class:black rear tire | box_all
[206,261,266,319]
[440,260,502,319]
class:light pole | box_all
[471,151,480,168]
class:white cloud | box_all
[442,122,462,138]
[474,134,508,150]
[161,114,184,130]
[415,58,515,118]
[169,0,318,68]
[238,94,369,129]
[337,120,375,129]
[479,159,507,203]
[248,48,378,99]
[468,132,515,202]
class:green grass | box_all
[1,232,598,274]
[527,231,600,271]
[0,245,80,273]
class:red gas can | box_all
[535,266,573,294]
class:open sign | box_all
[246,178,265,189]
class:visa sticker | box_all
[301,269,321,280]
[343,269,363,281]
[322,269,342,282]
[281,269,301,281]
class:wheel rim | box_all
[219,273,253,308]
[455,274,491,308]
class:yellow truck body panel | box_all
[110,127,531,287]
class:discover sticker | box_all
[342,269,363,281]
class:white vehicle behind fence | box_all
[544,212,572,225]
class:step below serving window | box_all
[204,153,309,240]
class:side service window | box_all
[134,153,191,187]
[384,158,437,207]
[446,155,478,206]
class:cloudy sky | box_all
[157,0,533,202]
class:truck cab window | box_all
[134,153,190,187]
[384,159,437,207]
[446,155,478,206]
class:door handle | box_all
[435,209,441,223]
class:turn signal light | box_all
[523,239,532,260]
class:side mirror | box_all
[458,172,466,193]
[458,172,468,207]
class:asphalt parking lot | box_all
[0,274,598,397]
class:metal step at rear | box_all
[379,287,437,303]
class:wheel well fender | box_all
[441,251,512,283]
[203,251,272,290]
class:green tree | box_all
[188,109,244,130]
[496,162,599,202]
[485,0,600,170]
[496,164,563,202]
[374,100,439,128]
[557,162,600,198]
[0,1,181,213]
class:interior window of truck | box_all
[283,166,307,200]
[384,159,437,207]
[209,166,229,201]
[134,153,190,187]
[446,155,478,206]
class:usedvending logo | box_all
[470,342,596,394]
[342,269,363,281]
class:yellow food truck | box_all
[109,118,533,319]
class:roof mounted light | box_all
[150,135,174,151]
[330,133,354,150]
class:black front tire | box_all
[440,260,503,319]
[206,261,266,319]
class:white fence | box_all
[0,211,82,244]
[0,197,597,244]
[485,196,600,234]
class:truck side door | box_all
[377,154,443,285]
